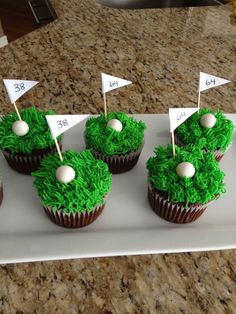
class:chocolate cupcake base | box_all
[2,144,61,175]
[0,185,3,206]
[43,202,105,228]
[148,184,214,224]
[91,144,144,174]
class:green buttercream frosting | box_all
[0,107,57,154]
[146,145,225,206]
[85,112,146,155]
[32,150,112,214]
[175,108,234,152]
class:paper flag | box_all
[169,108,199,133]
[3,79,39,103]
[46,114,89,139]
[199,72,230,92]
[101,73,132,94]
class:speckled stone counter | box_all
[0,0,236,115]
[0,1,236,313]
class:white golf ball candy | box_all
[107,119,123,132]
[200,113,216,128]
[56,165,76,184]
[176,162,195,178]
[12,120,29,136]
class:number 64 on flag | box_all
[198,72,230,109]
[101,73,132,118]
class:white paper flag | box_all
[101,73,132,94]
[169,108,199,133]
[3,79,39,103]
[199,72,230,92]
[46,114,89,139]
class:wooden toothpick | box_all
[54,137,63,162]
[103,93,107,119]
[13,101,22,120]
[197,90,201,110]
[171,131,176,159]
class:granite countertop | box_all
[0,1,236,313]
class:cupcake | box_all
[32,150,112,228]
[146,145,225,224]
[0,107,61,174]
[84,112,146,173]
[175,108,234,161]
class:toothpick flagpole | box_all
[54,137,63,162]
[103,92,107,119]
[171,131,176,158]
[197,89,201,110]
[13,101,22,120]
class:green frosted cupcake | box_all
[175,108,234,161]
[0,107,61,174]
[146,145,225,223]
[32,150,112,228]
[85,112,146,173]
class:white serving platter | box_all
[0,114,236,264]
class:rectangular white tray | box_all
[0,114,236,264]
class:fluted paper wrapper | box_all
[91,144,144,174]
[148,184,214,224]
[174,135,225,162]
[0,185,3,206]
[43,202,105,228]
[213,149,225,162]
[2,145,60,175]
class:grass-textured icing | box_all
[146,145,225,206]
[85,112,146,155]
[0,107,57,154]
[175,108,234,152]
[32,150,112,214]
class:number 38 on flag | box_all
[3,79,39,103]
[46,115,89,139]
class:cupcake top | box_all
[175,108,234,152]
[0,107,57,154]
[32,150,112,214]
[85,112,146,155]
[146,145,225,206]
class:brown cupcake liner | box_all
[174,135,225,162]
[43,202,105,228]
[2,144,62,175]
[213,149,225,162]
[0,185,3,206]
[91,143,144,174]
[148,183,214,224]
